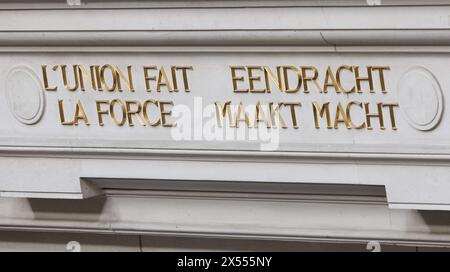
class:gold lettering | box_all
[214,101,235,128]
[143,100,161,126]
[100,64,118,92]
[334,102,351,129]
[235,102,251,128]
[383,103,399,130]
[157,67,173,92]
[323,66,340,93]
[94,65,103,91]
[143,66,157,91]
[284,102,302,129]
[125,100,146,126]
[74,100,90,126]
[58,99,74,125]
[364,102,385,130]
[115,65,134,92]
[336,65,355,94]
[110,99,127,126]
[159,101,174,127]
[312,102,332,129]
[301,66,322,93]
[41,65,57,91]
[247,66,265,93]
[354,66,374,93]
[372,66,390,93]
[263,66,282,93]
[346,101,366,129]
[176,66,193,92]
[230,66,248,93]
[61,65,79,91]
[254,101,271,128]
[282,66,302,93]
[269,102,288,128]
[78,65,97,91]
[96,100,109,126]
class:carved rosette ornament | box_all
[5,66,45,125]
[397,66,444,131]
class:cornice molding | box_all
[1,0,450,9]
[0,5,450,46]
[2,146,450,165]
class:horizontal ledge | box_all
[2,0,450,9]
[0,45,449,53]
[1,30,450,46]
[1,225,450,248]
[1,5,450,32]
[93,179,387,197]
[389,203,450,211]
[2,146,450,164]
[0,191,83,199]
